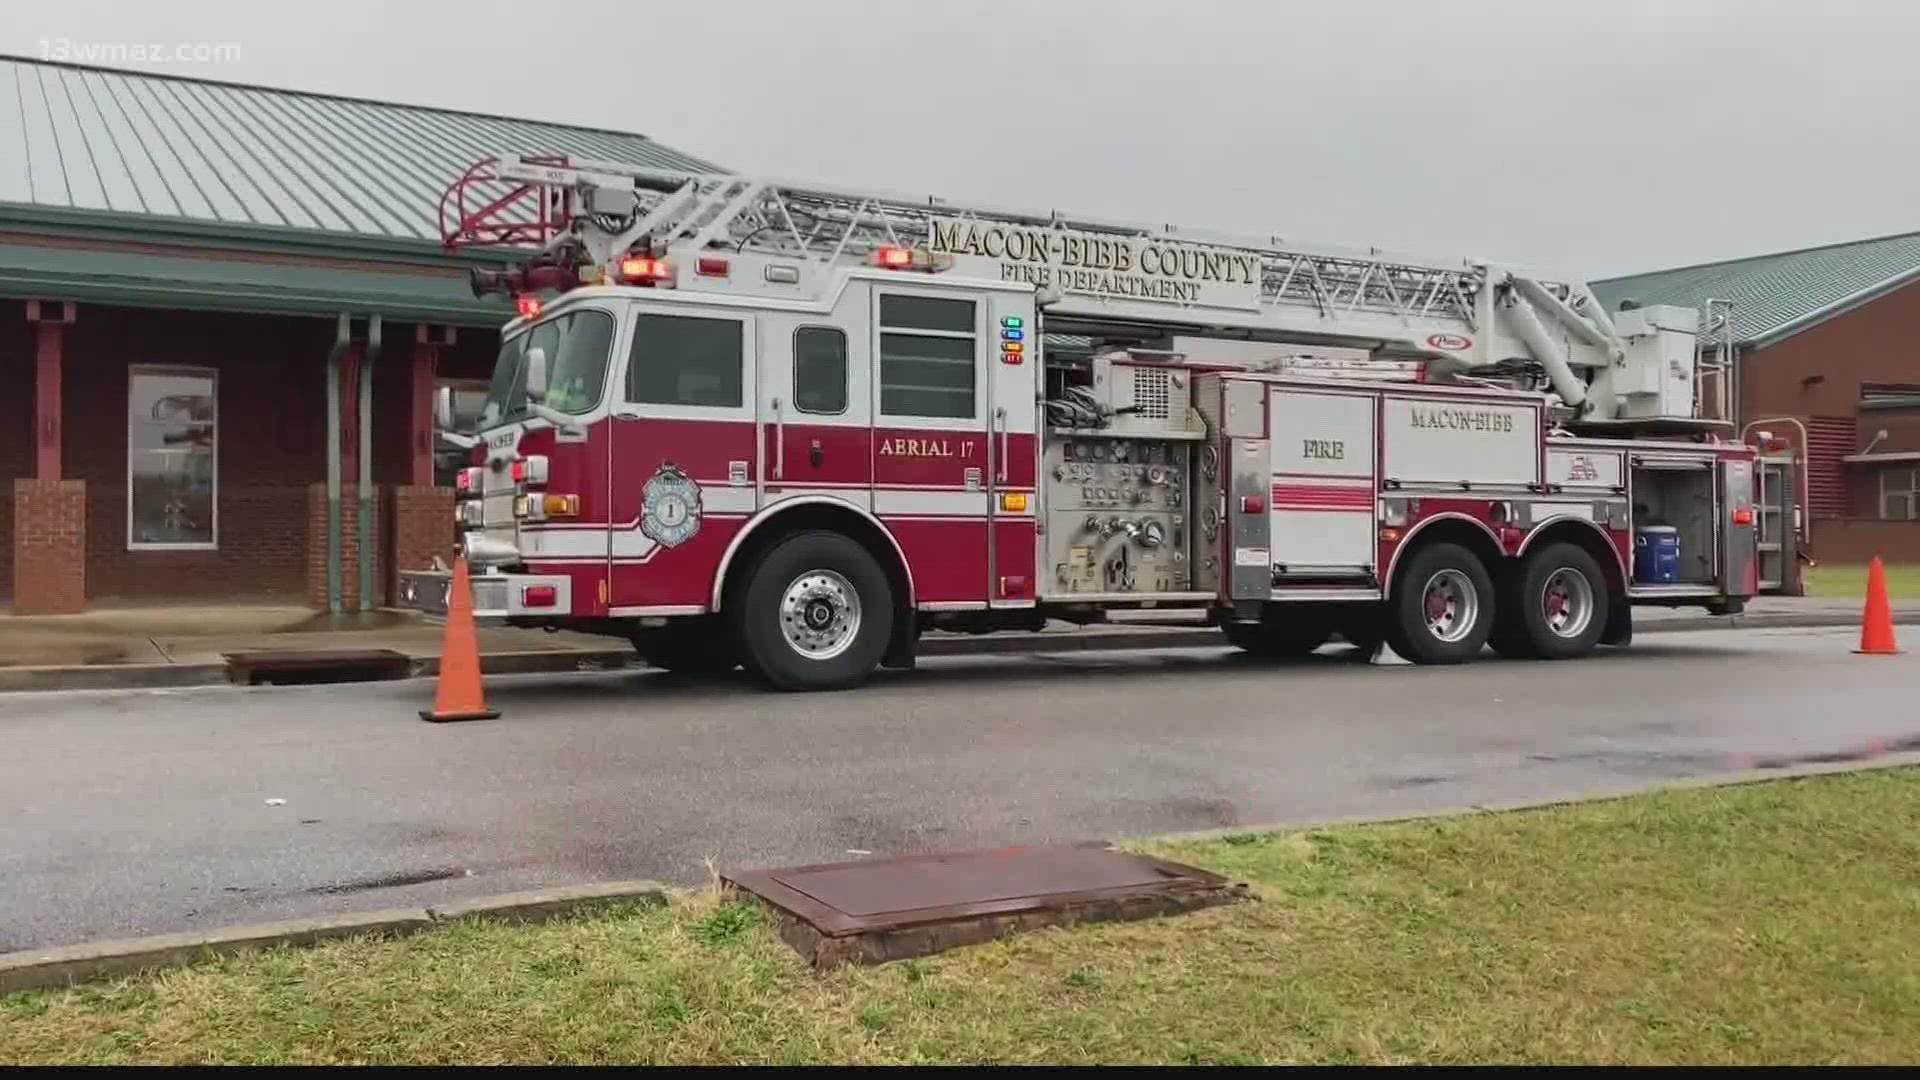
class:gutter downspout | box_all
[359,314,383,614]
[324,313,351,616]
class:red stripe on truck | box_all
[1270,482,1375,511]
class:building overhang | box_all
[1842,452,1920,465]
[0,208,518,327]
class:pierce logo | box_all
[1426,333,1473,351]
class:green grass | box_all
[1804,561,1920,601]
[6,769,1920,1064]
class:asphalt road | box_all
[3,625,1916,953]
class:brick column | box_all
[16,301,82,615]
[14,480,86,615]
[388,485,456,606]
[305,483,385,613]
[411,326,455,488]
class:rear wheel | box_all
[1510,543,1609,660]
[1386,542,1495,664]
[734,530,894,691]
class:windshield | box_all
[476,308,616,428]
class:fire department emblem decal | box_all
[641,463,702,548]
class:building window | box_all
[793,327,848,415]
[627,314,743,408]
[433,379,489,488]
[128,367,217,549]
[879,294,977,419]
[1880,467,1920,520]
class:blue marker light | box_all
[1002,329,1024,342]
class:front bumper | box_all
[397,569,575,621]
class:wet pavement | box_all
[1,624,1914,953]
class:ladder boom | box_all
[446,154,1705,425]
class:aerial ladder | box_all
[439,154,1716,433]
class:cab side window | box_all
[793,327,848,415]
[627,314,743,408]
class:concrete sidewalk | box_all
[0,595,1908,694]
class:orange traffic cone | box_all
[419,557,501,722]
[1855,556,1902,656]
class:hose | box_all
[1045,385,1112,429]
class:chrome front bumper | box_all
[397,569,574,621]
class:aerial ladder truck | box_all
[397,154,1799,691]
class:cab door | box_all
[604,306,757,611]
[757,286,873,513]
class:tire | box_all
[1224,619,1330,659]
[1510,542,1610,661]
[734,530,894,691]
[1385,542,1496,665]
[635,619,739,677]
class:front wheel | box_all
[734,531,894,692]
[1386,542,1496,665]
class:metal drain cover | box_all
[725,844,1246,967]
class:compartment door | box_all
[1721,456,1758,597]
[1267,388,1377,579]
[1754,455,1794,592]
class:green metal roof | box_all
[0,236,511,325]
[1594,231,1920,349]
[0,55,721,245]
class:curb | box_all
[0,611,1909,696]
[1139,750,1920,849]
[0,881,667,995]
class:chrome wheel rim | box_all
[1421,569,1479,643]
[1542,567,1596,639]
[780,569,861,661]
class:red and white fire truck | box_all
[399,155,1801,691]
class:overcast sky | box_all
[5,0,1917,278]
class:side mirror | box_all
[524,346,549,403]
[433,386,455,432]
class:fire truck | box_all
[399,155,1801,691]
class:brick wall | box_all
[1741,277,1920,426]
[63,307,330,601]
[13,480,86,614]
[305,484,387,612]
[388,485,455,605]
[1809,517,1920,564]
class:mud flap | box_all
[881,614,918,671]
[1601,595,1632,648]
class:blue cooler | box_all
[1634,525,1681,584]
